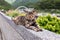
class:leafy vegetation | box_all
[23,0,60,10]
[0,0,13,10]
[36,14,60,34]
[6,10,26,18]
[6,10,19,17]
[34,0,60,9]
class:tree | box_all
[0,0,13,10]
[37,0,60,9]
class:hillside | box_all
[5,0,40,8]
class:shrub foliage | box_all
[36,14,60,34]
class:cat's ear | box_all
[24,10,29,14]
[32,10,37,14]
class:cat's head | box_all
[24,9,37,15]
[25,10,37,20]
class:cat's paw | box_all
[29,26,42,32]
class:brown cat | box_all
[12,10,42,32]
[12,16,26,25]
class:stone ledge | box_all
[0,11,60,40]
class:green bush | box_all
[0,0,13,10]
[6,10,19,17]
[7,12,19,18]
[28,0,60,9]
[0,6,11,10]
[6,10,26,18]
[36,14,60,34]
